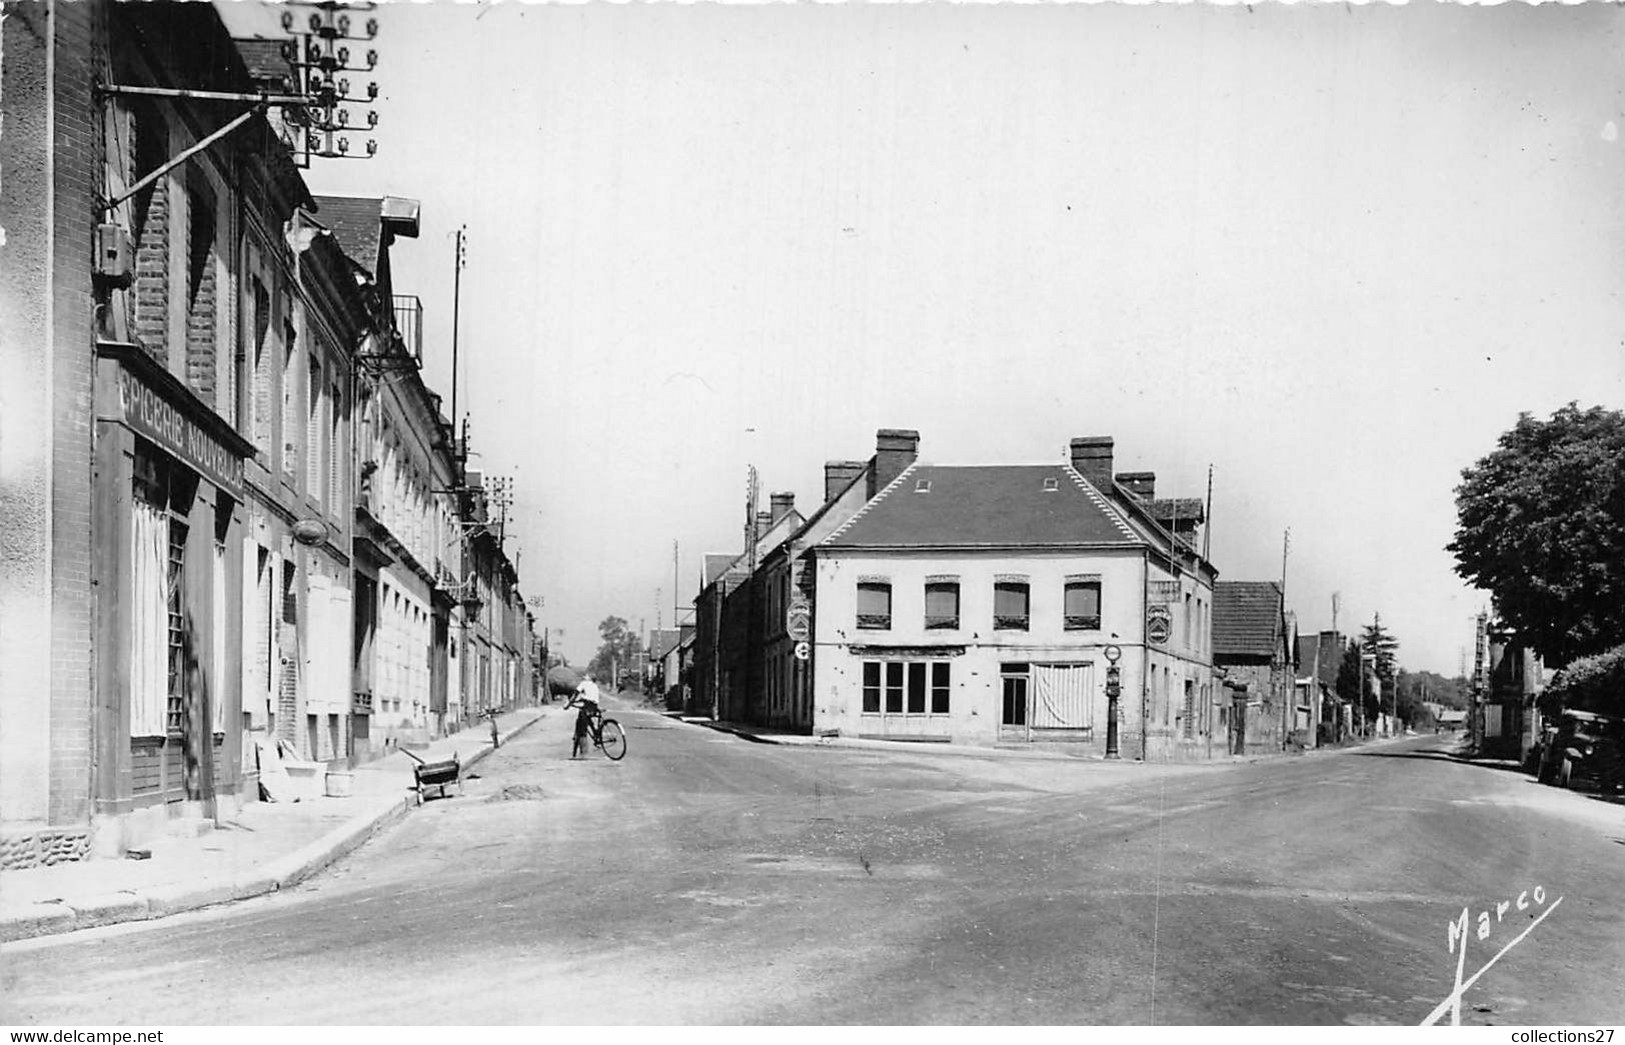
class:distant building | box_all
[808,435,1217,757]
[1212,582,1294,755]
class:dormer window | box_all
[915,478,931,493]
[1042,477,1059,492]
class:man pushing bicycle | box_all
[567,675,603,759]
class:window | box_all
[931,663,950,714]
[857,581,891,630]
[885,663,904,712]
[994,581,1030,631]
[130,446,198,737]
[306,353,323,502]
[246,271,271,447]
[861,660,951,716]
[907,663,927,713]
[329,381,343,515]
[924,581,959,630]
[1064,579,1102,631]
[280,301,298,480]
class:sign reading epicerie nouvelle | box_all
[118,365,245,499]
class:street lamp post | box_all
[1104,644,1123,759]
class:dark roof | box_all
[648,629,681,660]
[822,464,1139,549]
[703,554,735,587]
[1213,581,1284,658]
[311,196,383,276]
[1149,498,1206,525]
[233,37,296,92]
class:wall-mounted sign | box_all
[787,605,811,643]
[793,641,811,661]
[1149,580,1182,605]
[1146,603,1172,646]
[117,363,245,498]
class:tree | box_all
[1449,403,1625,667]
[588,616,643,690]
[1361,613,1399,721]
[1335,642,1365,724]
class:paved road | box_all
[4,704,1624,1025]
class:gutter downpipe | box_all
[1141,546,1150,762]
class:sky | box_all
[224,0,1625,674]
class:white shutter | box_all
[213,542,228,733]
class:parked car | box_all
[1537,709,1625,793]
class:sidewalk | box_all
[675,713,1428,763]
[0,706,554,944]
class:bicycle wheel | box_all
[597,718,627,760]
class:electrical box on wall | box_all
[94,223,133,285]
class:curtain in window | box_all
[130,501,169,736]
[924,583,959,625]
[994,583,1029,621]
[1064,583,1100,618]
[1031,664,1093,730]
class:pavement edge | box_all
[0,710,550,945]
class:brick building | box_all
[1212,581,1295,756]
[0,3,428,863]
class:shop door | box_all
[1001,673,1029,738]
[1231,697,1247,755]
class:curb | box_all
[0,711,550,945]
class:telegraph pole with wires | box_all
[450,225,467,466]
[1279,527,1290,747]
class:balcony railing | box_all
[993,614,1030,631]
[1064,615,1102,631]
[924,614,959,631]
[856,613,891,630]
[392,295,423,363]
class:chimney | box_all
[1069,436,1114,492]
[757,510,773,534]
[770,491,795,523]
[1115,471,1155,500]
[824,461,866,502]
[869,428,920,498]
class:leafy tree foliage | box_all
[588,615,643,689]
[1450,403,1625,666]
[1396,669,1468,712]
[1540,641,1625,716]
[1335,637,1388,727]
[1361,613,1399,716]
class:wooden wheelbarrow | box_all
[401,749,461,804]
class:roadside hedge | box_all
[1541,642,1625,715]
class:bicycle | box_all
[570,703,627,761]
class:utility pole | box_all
[450,225,467,461]
[1279,528,1290,748]
[1203,464,1214,562]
